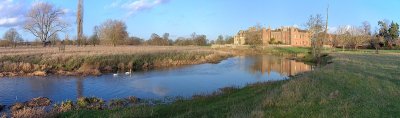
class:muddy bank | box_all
[0,52,232,77]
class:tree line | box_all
[0,1,222,48]
[332,20,399,53]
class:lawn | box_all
[60,49,400,117]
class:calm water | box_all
[0,55,311,106]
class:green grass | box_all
[59,50,400,118]
[334,48,400,54]
[272,47,310,54]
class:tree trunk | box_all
[42,41,46,47]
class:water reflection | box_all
[76,78,83,98]
[0,55,311,106]
[244,55,311,77]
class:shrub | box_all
[0,113,6,118]
[12,107,47,118]
[77,62,101,76]
[53,100,74,112]
[109,99,127,108]
[25,97,51,107]
[126,96,140,104]
[11,102,25,112]
[77,97,104,110]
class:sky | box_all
[0,0,399,41]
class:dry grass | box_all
[0,46,231,76]
[0,46,215,57]
[12,107,48,118]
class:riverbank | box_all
[59,48,400,117]
[0,46,232,77]
[216,46,320,63]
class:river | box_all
[0,55,311,106]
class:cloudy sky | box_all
[0,0,399,41]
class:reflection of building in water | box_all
[248,56,311,76]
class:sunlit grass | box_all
[0,46,230,75]
[60,50,400,117]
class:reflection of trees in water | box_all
[26,76,84,99]
[27,77,56,97]
[76,78,83,98]
[247,56,311,77]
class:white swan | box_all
[125,69,132,75]
[113,73,118,76]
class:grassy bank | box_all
[60,49,400,117]
[0,46,231,77]
[217,46,325,63]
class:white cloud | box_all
[110,0,170,16]
[0,0,26,27]
[0,17,20,27]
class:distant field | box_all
[0,46,214,57]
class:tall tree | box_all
[24,2,68,47]
[195,35,208,46]
[362,21,371,35]
[162,33,170,46]
[347,26,366,50]
[49,33,60,47]
[305,14,325,64]
[3,28,23,48]
[334,26,350,51]
[378,20,390,47]
[77,0,84,46]
[216,35,224,44]
[224,36,234,44]
[191,32,208,46]
[245,23,263,46]
[88,26,100,46]
[148,33,163,45]
[388,21,399,48]
[98,20,128,46]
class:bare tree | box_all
[49,33,60,47]
[362,21,371,36]
[334,26,350,51]
[3,28,23,48]
[162,33,170,45]
[24,2,68,47]
[98,20,128,46]
[88,26,100,46]
[77,0,84,46]
[372,29,383,54]
[347,26,366,50]
[305,14,325,63]
[245,23,263,46]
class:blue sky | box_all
[0,0,399,41]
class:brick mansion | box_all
[234,26,312,47]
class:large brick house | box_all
[234,26,311,47]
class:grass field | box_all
[59,48,400,117]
